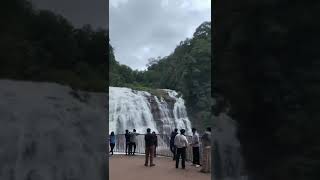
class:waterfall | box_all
[109,87,192,135]
[165,89,192,135]
[153,96,175,134]
[109,87,158,134]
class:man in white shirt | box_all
[130,129,139,155]
[174,129,188,169]
[190,128,200,167]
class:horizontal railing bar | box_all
[109,134,203,162]
[111,133,193,137]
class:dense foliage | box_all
[0,0,107,92]
[110,22,212,129]
[214,1,320,179]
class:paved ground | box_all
[109,154,211,180]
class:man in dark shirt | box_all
[128,131,133,155]
[170,128,178,160]
[144,128,155,167]
[125,130,130,155]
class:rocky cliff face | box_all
[0,80,107,180]
[147,93,175,134]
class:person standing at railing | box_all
[152,131,158,157]
[144,128,156,167]
[200,127,212,173]
[190,128,201,167]
[109,131,116,155]
[130,129,139,155]
[128,131,133,155]
[125,130,130,155]
[170,128,178,160]
[174,129,188,169]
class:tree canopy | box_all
[0,0,107,92]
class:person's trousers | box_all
[132,142,136,154]
[125,142,129,154]
[128,143,133,155]
[192,147,200,165]
[170,144,176,160]
[145,145,155,165]
[110,143,115,154]
[176,147,186,168]
[201,146,211,173]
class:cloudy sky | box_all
[110,0,211,70]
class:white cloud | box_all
[110,0,211,70]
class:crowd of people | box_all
[108,127,212,173]
[169,127,212,173]
[108,129,158,157]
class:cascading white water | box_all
[109,87,158,134]
[153,96,175,134]
[165,89,192,135]
[109,87,192,135]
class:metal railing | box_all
[110,134,202,162]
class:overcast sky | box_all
[30,0,108,29]
[110,0,211,70]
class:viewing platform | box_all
[109,154,211,180]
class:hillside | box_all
[109,22,212,130]
[1,0,107,92]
